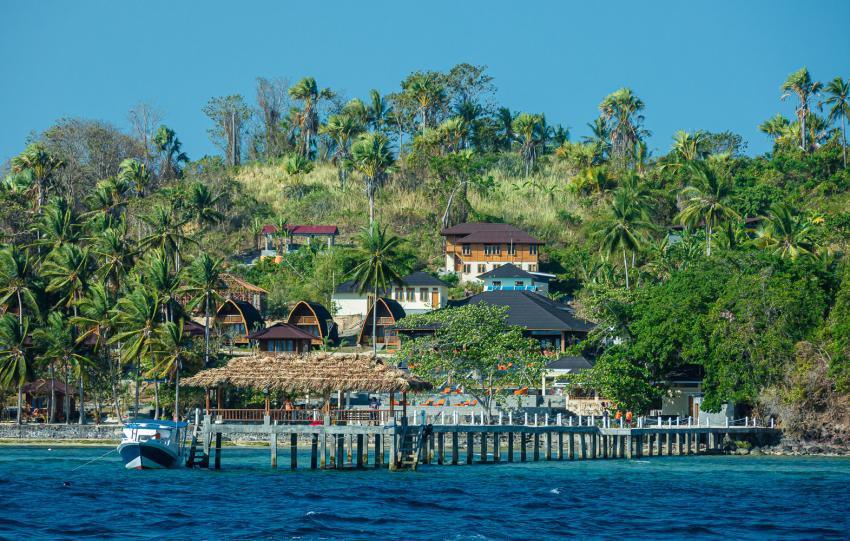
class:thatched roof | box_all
[181,352,431,394]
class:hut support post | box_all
[507,432,514,462]
[374,434,382,468]
[480,431,487,463]
[311,433,318,469]
[290,433,298,470]
[214,433,222,470]
[437,432,445,465]
[451,432,459,465]
[356,434,364,468]
[270,432,278,468]
[466,432,473,464]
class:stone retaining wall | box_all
[0,423,123,441]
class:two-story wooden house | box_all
[440,223,544,283]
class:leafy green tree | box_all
[754,204,816,260]
[402,71,446,132]
[0,314,30,424]
[288,77,334,157]
[186,182,224,230]
[348,132,395,224]
[91,221,136,294]
[118,158,151,197]
[203,95,252,166]
[35,196,81,252]
[781,67,822,152]
[350,223,405,354]
[149,320,194,421]
[111,285,161,420]
[10,143,63,211]
[320,114,364,188]
[183,254,225,367]
[511,113,543,176]
[396,304,545,421]
[822,77,850,167]
[0,246,40,328]
[140,205,193,272]
[675,161,740,256]
[35,311,92,424]
[575,344,660,413]
[367,89,390,130]
[153,125,189,179]
[597,189,652,289]
[142,249,183,322]
[598,88,646,164]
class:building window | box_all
[419,288,428,301]
[271,339,295,352]
[507,244,516,256]
[462,244,471,256]
[406,288,415,301]
[529,244,538,255]
[484,244,500,256]
[394,288,403,300]
[477,264,486,273]
[515,281,524,287]
[529,264,537,272]
[462,264,471,274]
[492,281,501,287]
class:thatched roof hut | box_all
[181,352,431,395]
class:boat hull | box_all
[119,442,180,470]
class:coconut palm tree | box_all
[781,67,822,152]
[288,77,335,157]
[402,72,446,132]
[0,246,40,329]
[183,254,225,367]
[72,283,121,421]
[149,320,192,421]
[675,161,740,257]
[320,114,364,188]
[596,189,652,289]
[348,132,396,224]
[140,205,193,272]
[35,196,81,252]
[91,221,136,294]
[512,113,543,176]
[823,77,850,167]
[367,89,390,131]
[119,158,151,198]
[10,143,63,211]
[84,177,131,228]
[759,114,793,144]
[0,314,30,425]
[281,154,314,199]
[154,125,189,180]
[350,223,405,355]
[754,204,816,260]
[142,250,183,323]
[185,182,224,230]
[35,311,91,424]
[496,107,515,151]
[111,285,161,421]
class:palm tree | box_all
[183,254,225,367]
[142,250,182,323]
[348,132,396,224]
[823,77,850,167]
[72,284,121,421]
[35,196,81,252]
[496,107,515,151]
[367,89,390,130]
[288,77,335,157]
[675,161,740,256]
[512,113,543,176]
[10,143,63,211]
[140,205,193,272]
[781,67,822,152]
[754,204,815,260]
[119,158,151,197]
[274,216,290,254]
[599,88,646,164]
[759,114,793,143]
[35,311,91,425]
[402,72,446,132]
[597,190,652,289]
[186,182,224,230]
[0,314,30,425]
[0,246,40,329]
[320,114,363,188]
[282,154,314,199]
[111,285,161,421]
[350,223,405,354]
[91,221,136,294]
[149,320,191,421]
[84,177,131,227]
[154,125,189,180]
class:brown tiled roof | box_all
[249,322,315,341]
[440,222,543,244]
[440,222,521,235]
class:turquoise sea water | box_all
[0,446,848,540]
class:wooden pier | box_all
[189,412,779,471]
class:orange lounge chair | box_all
[434,399,445,406]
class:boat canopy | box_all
[124,420,188,430]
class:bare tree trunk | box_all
[372,275,378,356]
[622,247,630,290]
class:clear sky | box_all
[2,0,849,164]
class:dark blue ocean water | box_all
[0,446,848,540]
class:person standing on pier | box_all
[625,411,633,427]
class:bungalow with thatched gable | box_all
[286,301,338,347]
[215,298,264,345]
[358,297,406,350]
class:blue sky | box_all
[2,0,849,164]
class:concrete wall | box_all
[0,423,123,441]
[332,295,368,317]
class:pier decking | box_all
[189,411,778,471]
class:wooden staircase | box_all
[185,409,209,468]
[395,424,426,471]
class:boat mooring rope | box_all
[70,448,116,472]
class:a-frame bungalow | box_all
[286,301,339,347]
[358,297,406,351]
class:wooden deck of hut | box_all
[181,353,779,471]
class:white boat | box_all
[118,420,188,470]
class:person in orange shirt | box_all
[625,411,633,426]
[614,410,622,425]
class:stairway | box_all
[185,409,209,468]
[396,424,426,471]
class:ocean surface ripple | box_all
[0,446,848,540]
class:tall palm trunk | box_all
[16,382,22,425]
[372,275,378,356]
[842,115,847,168]
[173,363,181,422]
[706,220,713,257]
[73,302,85,425]
[153,381,160,419]
[204,295,211,367]
[622,247,630,290]
[134,357,141,421]
[15,290,24,425]
[800,106,807,151]
[368,189,376,226]
[49,363,56,423]
[63,360,70,425]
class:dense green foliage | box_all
[1,64,849,426]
